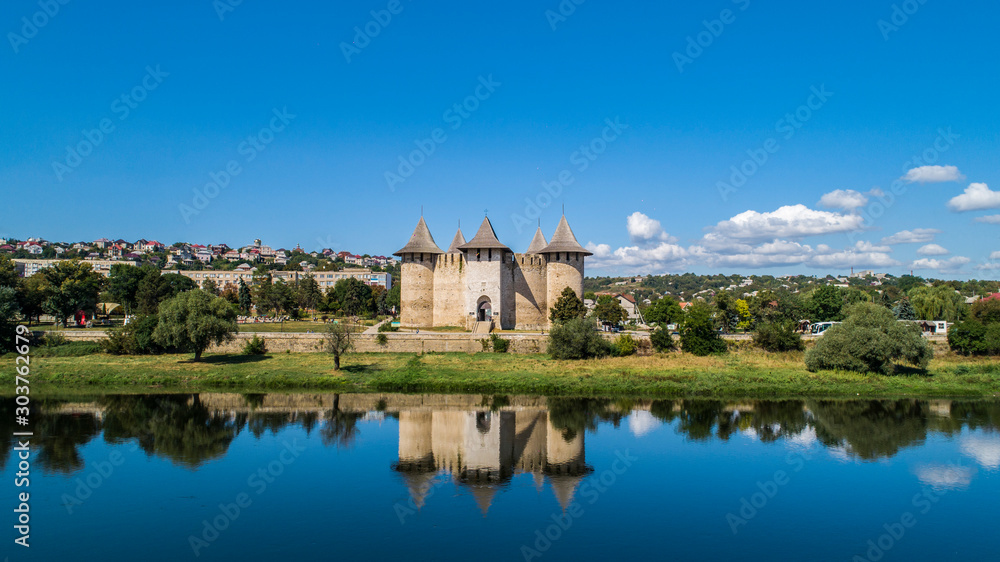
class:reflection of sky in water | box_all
[5,396,1000,562]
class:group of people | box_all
[237,315,291,324]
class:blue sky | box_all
[2,0,998,278]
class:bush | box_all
[680,303,727,356]
[375,333,389,346]
[752,322,805,352]
[31,341,101,357]
[242,335,267,355]
[612,334,638,357]
[805,302,932,374]
[490,333,510,353]
[39,332,68,347]
[547,317,612,360]
[100,315,163,355]
[378,322,399,333]
[649,328,676,353]
[948,320,1000,355]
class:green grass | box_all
[6,349,1000,398]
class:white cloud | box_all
[880,228,941,245]
[902,165,965,184]
[626,212,675,245]
[948,183,1000,212]
[818,189,868,211]
[708,204,865,243]
[990,251,1000,260]
[853,240,892,253]
[585,241,688,272]
[628,410,660,438]
[807,249,900,269]
[961,436,1000,471]
[974,215,1000,224]
[915,464,973,490]
[917,244,949,256]
[911,256,971,271]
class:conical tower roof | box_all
[457,216,510,251]
[540,215,592,256]
[446,228,466,254]
[394,217,444,256]
[526,227,548,254]
[548,474,584,512]
[400,472,438,510]
[469,484,498,517]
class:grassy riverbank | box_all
[6,349,1000,398]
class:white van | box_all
[810,321,840,335]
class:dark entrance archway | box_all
[478,299,492,322]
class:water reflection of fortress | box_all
[393,410,592,514]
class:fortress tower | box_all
[395,214,589,330]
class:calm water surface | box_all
[4,394,999,561]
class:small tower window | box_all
[488,249,492,260]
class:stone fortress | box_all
[393,214,591,331]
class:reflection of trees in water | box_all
[741,401,810,443]
[100,395,241,468]
[320,394,364,448]
[647,398,996,461]
[932,401,1000,435]
[547,398,625,442]
[807,400,928,461]
[35,412,102,474]
[0,399,18,471]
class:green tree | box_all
[807,285,845,322]
[334,277,372,316]
[713,291,738,332]
[908,285,965,322]
[323,321,354,370]
[251,267,274,314]
[238,278,252,313]
[680,303,727,356]
[40,261,104,327]
[644,296,683,326]
[735,298,752,331]
[297,274,322,311]
[752,321,805,352]
[152,290,238,361]
[547,317,612,360]
[202,278,219,296]
[649,327,676,352]
[0,255,18,288]
[136,270,196,315]
[595,295,627,326]
[386,284,401,315]
[892,298,917,320]
[16,275,48,325]
[805,302,932,374]
[549,286,586,324]
[107,264,154,314]
[0,286,20,354]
